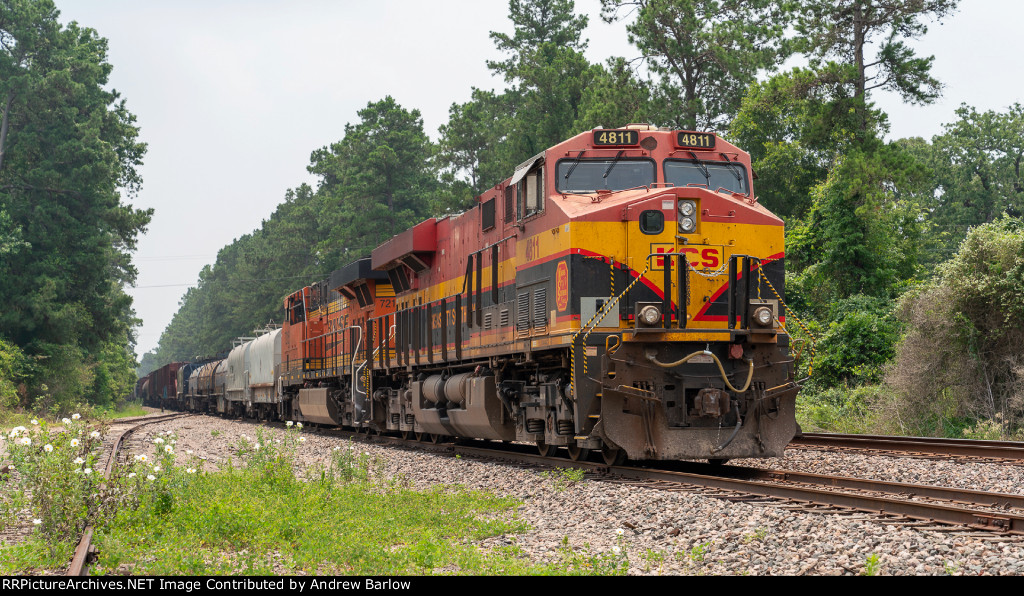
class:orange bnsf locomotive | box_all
[151,125,801,465]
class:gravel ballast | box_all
[125,414,1024,576]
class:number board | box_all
[676,132,716,150]
[593,130,639,147]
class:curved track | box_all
[66,412,188,576]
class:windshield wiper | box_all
[688,151,711,184]
[602,151,625,187]
[563,150,586,183]
[720,153,742,183]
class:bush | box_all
[0,338,27,410]
[807,295,901,390]
[887,216,1024,438]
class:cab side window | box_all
[520,167,544,220]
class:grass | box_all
[2,423,636,576]
[0,401,149,430]
[84,434,622,576]
[93,468,534,575]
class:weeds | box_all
[678,541,712,566]
[862,553,881,576]
[541,467,587,492]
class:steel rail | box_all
[67,412,187,576]
[448,443,1024,536]
[792,432,1024,461]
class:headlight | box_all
[753,306,773,327]
[678,200,696,216]
[679,217,696,233]
[639,305,662,326]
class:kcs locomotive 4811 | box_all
[140,125,801,465]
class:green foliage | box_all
[600,0,794,131]
[0,336,26,408]
[911,103,1024,266]
[796,0,960,111]
[2,415,121,556]
[887,216,1024,438]
[440,0,597,193]
[487,0,589,81]
[731,64,870,220]
[553,534,629,575]
[862,553,881,576]
[795,384,889,434]
[788,141,929,305]
[573,57,653,132]
[0,1,148,409]
[91,433,538,575]
[540,467,586,492]
[807,295,901,389]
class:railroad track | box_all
[438,442,1024,537]
[791,432,1024,464]
[66,412,189,576]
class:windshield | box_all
[664,159,749,195]
[556,159,656,193]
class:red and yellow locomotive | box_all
[268,124,800,464]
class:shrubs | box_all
[3,416,112,555]
[0,338,27,411]
[887,216,1024,438]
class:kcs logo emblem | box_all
[555,261,569,312]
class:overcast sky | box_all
[55,0,1024,359]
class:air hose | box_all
[645,350,755,394]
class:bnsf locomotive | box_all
[139,125,800,465]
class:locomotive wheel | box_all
[415,432,425,442]
[566,445,590,462]
[536,442,554,457]
[429,433,443,444]
[601,447,627,466]
[400,430,412,441]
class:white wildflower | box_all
[153,466,161,472]
[90,431,100,439]
[134,454,148,463]
[296,422,302,429]
[286,421,294,427]
[19,437,30,446]
[186,468,196,474]
[71,413,80,420]
[44,444,53,453]
[146,475,155,481]
[30,419,38,426]
[61,418,71,425]
[299,437,306,443]
[164,445,174,454]
[73,457,85,465]
[153,437,164,444]
[128,473,137,479]
[32,518,41,525]
[83,468,92,475]
[70,438,80,448]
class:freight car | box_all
[168,125,801,465]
